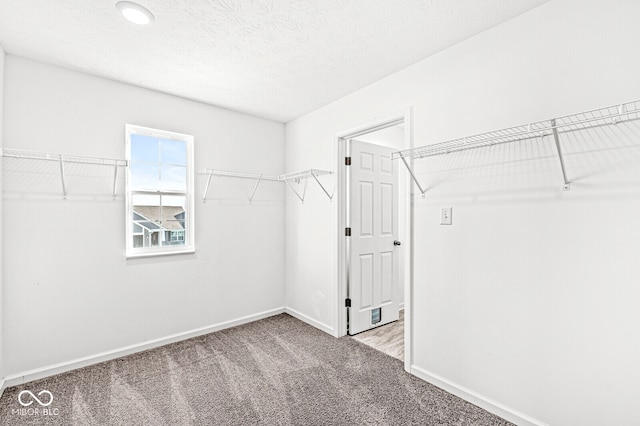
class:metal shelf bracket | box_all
[112,165,119,200]
[59,156,67,199]
[285,178,307,203]
[249,175,263,204]
[550,119,571,191]
[399,156,427,198]
[310,170,334,201]
[278,169,334,203]
[613,104,625,124]
[202,172,214,202]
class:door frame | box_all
[336,108,413,373]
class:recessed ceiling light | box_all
[116,1,154,25]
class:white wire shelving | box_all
[392,99,640,196]
[3,149,335,204]
[278,169,334,203]
[197,168,280,203]
[1,148,128,199]
[198,168,334,204]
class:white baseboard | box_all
[0,378,5,398]
[3,307,286,389]
[410,365,548,426]
[399,303,405,310]
[285,307,335,336]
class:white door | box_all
[348,140,400,335]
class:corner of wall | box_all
[0,45,6,395]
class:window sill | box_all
[126,249,195,259]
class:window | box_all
[125,124,194,257]
[170,230,185,242]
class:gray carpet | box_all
[0,314,513,425]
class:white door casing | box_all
[348,140,400,335]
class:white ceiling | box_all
[0,0,549,122]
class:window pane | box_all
[162,195,186,209]
[161,139,187,166]
[160,165,187,191]
[131,195,187,248]
[132,195,161,248]
[130,134,159,163]
[162,195,186,246]
[130,162,160,190]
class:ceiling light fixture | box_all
[116,1,154,25]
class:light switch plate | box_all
[441,207,452,225]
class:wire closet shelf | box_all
[1,148,128,199]
[197,168,334,203]
[392,99,640,195]
[197,168,280,203]
[278,169,334,203]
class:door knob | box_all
[394,240,401,246]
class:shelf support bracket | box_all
[202,172,213,203]
[613,104,625,124]
[112,164,119,200]
[59,156,68,199]
[400,156,427,198]
[285,178,307,203]
[249,175,263,204]
[550,119,571,191]
[310,170,333,201]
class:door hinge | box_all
[345,298,351,307]
[345,227,351,236]
[345,156,351,166]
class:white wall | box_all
[284,1,640,425]
[2,56,285,379]
[0,45,5,390]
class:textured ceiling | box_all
[0,0,549,122]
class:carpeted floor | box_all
[0,314,512,425]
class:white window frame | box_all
[125,124,195,258]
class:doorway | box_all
[336,110,412,371]
[351,309,405,360]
